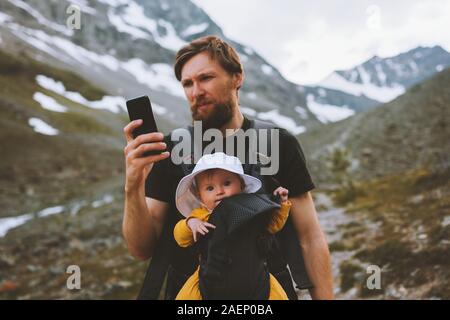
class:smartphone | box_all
[126,95,162,156]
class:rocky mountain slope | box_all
[0,0,321,134]
[304,46,450,122]
[300,67,450,299]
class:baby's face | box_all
[195,169,244,211]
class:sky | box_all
[191,0,450,85]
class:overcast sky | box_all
[192,0,450,85]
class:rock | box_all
[116,281,132,289]
[362,148,373,157]
[408,194,424,204]
[442,216,450,228]
[417,233,427,240]
[0,280,20,293]
[0,256,15,268]
[49,266,64,275]
[26,265,41,272]
[69,238,85,251]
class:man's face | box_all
[180,52,242,130]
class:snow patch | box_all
[67,0,97,14]
[318,88,327,97]
[156,19,187,51]
[240,106,257,116]
[8,0,73,36]
[37,206,65,218]
[0,11,12,23]
[121,59,184,98]
[386,59,405,77]
[161,1,170,10]
[10,24,180,102]
[294,106,309,120]
[181,23,209,37]
[244,47,254,55]
[8,24,120,70]
[97,0,129,7]
[92,194,114,208]
[261,64,274,75]
[257,110,306,135]
[36,75,65,95]
[409,60,419,74]
[246,92,257,100]
[36,75,126,113]
[0,213,33,237]
[319,72,404,103]
[28,117,59,135]
[375,64,386,86]
[306,95,354,123]
[7,23,67,61]
[109,2,187,51]
[33,92,68,113]
[108,8,150,39]
[436,64,444,72]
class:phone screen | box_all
[126,95,158,139]
[126,95,161,156]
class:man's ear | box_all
[234,71,244,91]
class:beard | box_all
[191,101,233,131]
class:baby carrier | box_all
[198,193,280,299]
[137,118,313,300]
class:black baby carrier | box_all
[137,118,313,300]
[198,193,280,300]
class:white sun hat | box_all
[175,152,262,217]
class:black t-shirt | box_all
[145,116,315,214]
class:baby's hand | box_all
[186,218,216,242]
[273,186,289,203]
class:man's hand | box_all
[123,119,170,192]
[187,218,216,242]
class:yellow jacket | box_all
[174,200,292,248]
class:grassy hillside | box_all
[327,167,450,298]
[0,50,129,217]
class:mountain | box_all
[304,46,450,123]
[300,67,450,299]
[301,66,450,184]
[0,0,321,135]
[2,1,448,132]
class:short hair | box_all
[174,35,243,81]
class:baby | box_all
[174,152,292,300]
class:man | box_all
[122,36,334,299]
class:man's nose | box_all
[191,82,205,100]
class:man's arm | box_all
[122,120,171,261]
[290,192,334,299]
[122,185,169,261]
